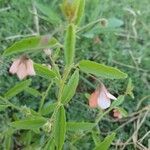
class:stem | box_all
[77,18,106,32]
[72,107,114,144]
[0,96,21,111]
[38,81,53,113]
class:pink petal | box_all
[89,90,99,108]
[16,63,28,80]
[9,59,21,74]
[26,59,36,76]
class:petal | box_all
[9,59,21,74]
[97,91,111,109]
[106,92,117,100]
[101,83,117,100]
[89,90,99,108]
[26,59,36,76]
[16,63,28,80]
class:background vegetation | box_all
[0,0,149,149]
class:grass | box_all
[0,0,150,149]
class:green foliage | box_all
[75,0,85,25]
[125,78,134,98]
[64,23,76,65]
[79,60,127,79]
[10,117,46,130]
[4,79,31,99]
[3,36,58,56]
[62,69,79,104]
[34,63,56,79]
[41,102,57,116]
[112,95,125,107]
[54,106,66,150]
[0,105,9,112]
[94,133,116,150]
[67,122,95,131]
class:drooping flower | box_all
[89,83,117,110]
[113,109,122,119]
[9,56,35,80]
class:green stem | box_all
[38,81,53,113]
[0,96,21,111]
[77,18,105,32]
[72,107,114,144]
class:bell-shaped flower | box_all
[9,56,35,80]
[89,83,117,110]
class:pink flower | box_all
[89,83,117,110]
[113,109,122,119]
[9,56,35,80]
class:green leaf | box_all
[64,23,76,65]
[35,2,61,25]
[125,78,134,99]
[0,105,9,112]
[41,102,57,116]
[44,138,55,150]
[3,36,58,56]
[10,118,46,130]
[34,63,56,79]
[54,106,66,150]
[75,0,85,25]
[4,79,31,99]
[79,60,127,79]
[115,107,128,117]
[92,131,101,145]
[4,135,13,150]
[108,18,124,28]
[112,95,125,107]
[67,122,95,132]
[62,69,79,104]
[94,132,116,150]
[25,87,41,97]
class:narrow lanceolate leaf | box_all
[34,63,56,79]
[54,106,66,150]
[3,36,58,56]
[67,122,95,132]
[10,118,46,130]
[44,138,55,150]
[112,95,125,107]
[75,0,85,25]
[25,87,41,97]
[62,69,79,104]
[94,132,116,150]
[4,79,31,99]
[64,24,76,65]
[79,60,127,79]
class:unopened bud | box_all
[100,18,108,27]
[43,49,52,56]
[42,120,52,133]
[21,106,31,116]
